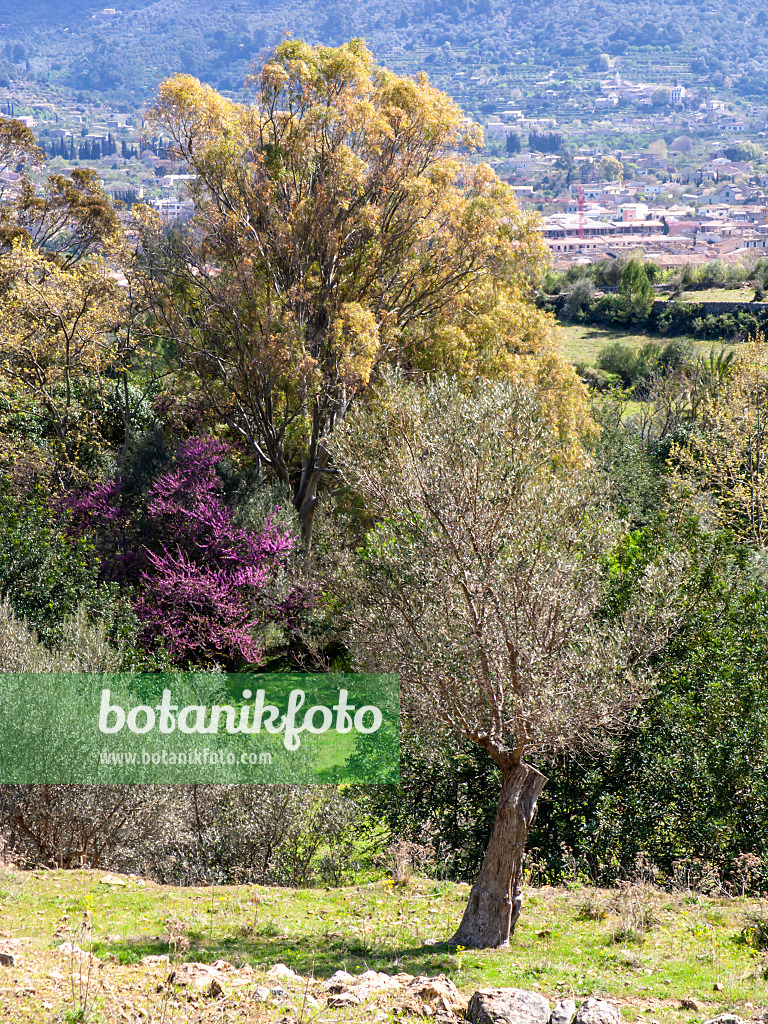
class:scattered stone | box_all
[327,991,361,1008]
[713,984,725,993]
[267,963,299,982]
[551,999,577,1024]
[574,999,622,1024]
[99,874,126,886]
[253,986,270,1002]
[403,976,466,1017]
[270,985,288,999]
[167,962,226,998]
[58,942,83,955]
[322,969,355,992]
[140,955,170,966]
[680,999,702,1012]
[58,942,100,961]
[211,959,235,973]
[704,1016,745,1024]
[467,987,551,1024]
[0,950,15,967]
[353,970,403,1000]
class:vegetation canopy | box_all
[145,40,586,544]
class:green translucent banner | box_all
[0,673,399,784]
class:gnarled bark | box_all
[452,760,547,949]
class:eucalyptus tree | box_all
[146,39,586,546]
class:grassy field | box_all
[679,289,757,303]
[557,324,735,369]
[0,870,766,1023]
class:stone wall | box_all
[652,299,768,315]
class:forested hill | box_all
[2,0,768,108]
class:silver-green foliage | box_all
[329,372,682,768]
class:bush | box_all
[561,277,595,321]
[67,436,306,668]
[530,538,768,891]
[0,481,113,647]
[0,782,374,884]
[596,341,661,388]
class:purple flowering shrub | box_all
[67,437,302,666]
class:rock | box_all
[680,999,702,1012]
[467,988,551,1024]
[327,991,361,1008]
[322,969,355,992]
[167,962,226,997]
[253,986,270,1002]
[0,950,15,967]
[270,985,288,999]
[58,942,83,955]
[267,963,299,982]
[140,955,170,965]
[551,999,577,1024]
[405,976,467,1016]
[58,942,99,961]
[713,983,725,993]
[354,970,402,1000]
[99,874,126,886]
[704,1017,745,1024]
[573,999,622,1024]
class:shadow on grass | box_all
[92,933,461,978]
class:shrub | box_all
[561,277,595,321]
[0,481,113,647]
[0,782,373,883]
[67,436,306,667]
[596,341,661,388]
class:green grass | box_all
[557,323,736,368]
[680,288,757,303]
[1,870,767,1022]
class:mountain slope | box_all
[1,0,767,108]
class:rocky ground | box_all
[1,870,766,1023]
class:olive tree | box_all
[328,373,682,948]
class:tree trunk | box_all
[294,464,322,551]
[452,760,547,949]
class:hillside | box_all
[2,0,768,110]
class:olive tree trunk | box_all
[452,761,547,949]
